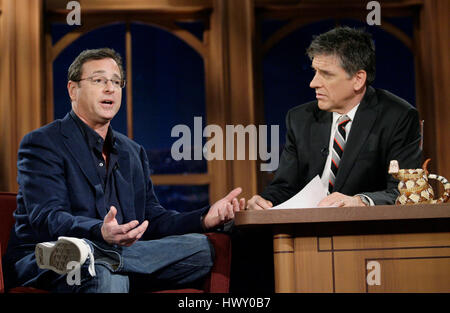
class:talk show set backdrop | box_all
[56,19,412,213]
[0,1,449,216]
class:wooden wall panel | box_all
[203,0,232,202]
[15,0,45,144]
[225,0,258,200]
[415,0,450,182]
[0,0,17,192]
[0,0,44,192]
[424,0,450,179]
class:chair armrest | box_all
[0,243,4,293]
[203,232,231,293]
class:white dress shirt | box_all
[320,104,374,205]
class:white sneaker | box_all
[35,236,96,276]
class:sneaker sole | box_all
[35,241,81,274]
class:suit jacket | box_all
[260,86,422,206]
[4,113,208,288]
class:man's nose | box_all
[103,80,115,92]
[309,72,321,89]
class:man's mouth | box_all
[316,93,327,99]
[100,100,113,105]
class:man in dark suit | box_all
[231,27,422,293]
[4,48,244,292]
[247,26,422,210]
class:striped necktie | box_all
[329,115,351,193]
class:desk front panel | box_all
[288,232,450,292]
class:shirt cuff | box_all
[355,194,375,206]
[200,213,208,231]
[199,208,225,232]
[89,222,106,243]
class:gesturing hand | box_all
[203,187,245,230]
[101,206,149,247]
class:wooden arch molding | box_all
[261,17,413,56]
[49,18,207,62]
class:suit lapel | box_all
[60,113,107,218]
[334,86,379,191]
[61,114,102,189]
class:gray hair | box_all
[307,27,376,85]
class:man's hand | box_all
[317,192,367,207]
[101,206,149,246]
[246,195,273,210]
[203,188,245,230]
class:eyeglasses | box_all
[77,76,126,89]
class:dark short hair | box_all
[306,27,376,85]
[68,48,125,82]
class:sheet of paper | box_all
[271,175,328,209]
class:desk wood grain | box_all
[234,203,450,292]
[235,203,450,226]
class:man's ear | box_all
[67,80,78,102]
[353,70,367,92]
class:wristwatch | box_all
[358,194,370,206]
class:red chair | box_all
[0,192,231,293]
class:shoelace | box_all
[83,241,96,277]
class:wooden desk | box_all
[234,203,450,293]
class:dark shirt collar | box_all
[69,110,116,153]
